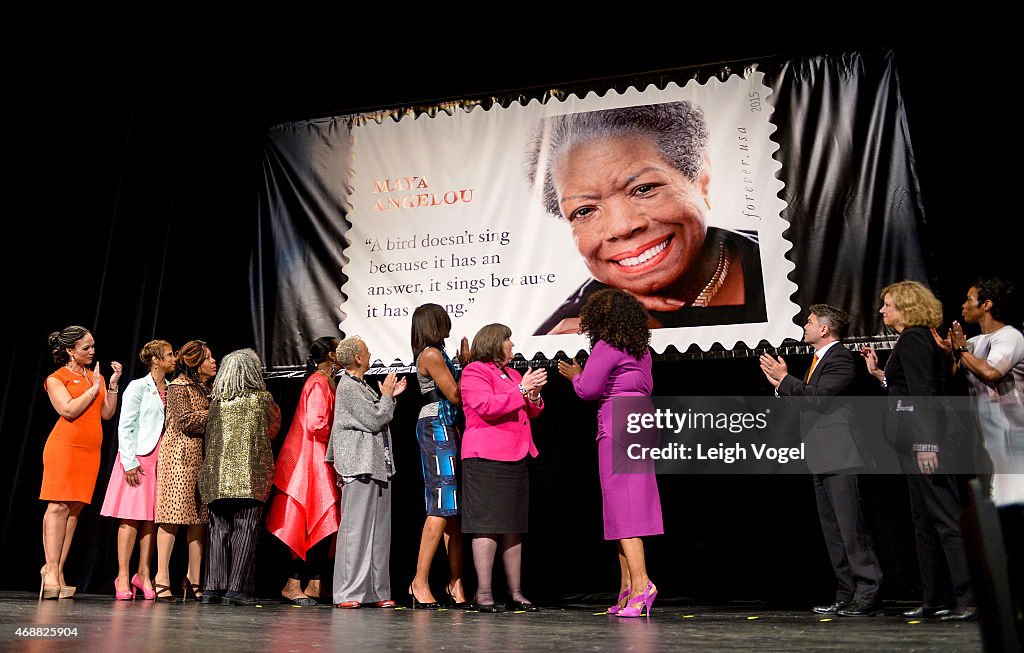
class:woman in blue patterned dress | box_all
[407,303,471,609]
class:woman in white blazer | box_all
[100,340,176,600]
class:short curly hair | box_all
[579,289,651,359]
[974,276,1018,324]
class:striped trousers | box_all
[204,498,264,594]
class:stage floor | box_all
[0,592,982,651]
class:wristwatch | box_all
[518,383,528,396]
[955,345,969,359]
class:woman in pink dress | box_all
[100,340,176,600]
[558,289,663,618]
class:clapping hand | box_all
[379,371,408,397]
[860,347,885,382]
[109,360,123,386]
[931,327,952,358]
[557,358,582,381]
[458,337,470,367]
[758,354,786,388]
[520,367,547,395]
[948,321,968,351]
[90,363,104,395]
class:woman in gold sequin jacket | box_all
[198,348,280,606]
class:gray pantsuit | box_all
[333,477,392,604]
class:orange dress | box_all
[40,367,106,503]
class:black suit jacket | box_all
[778,343,870,474]
[884,325,965,455]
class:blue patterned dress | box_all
[415,349,460,517]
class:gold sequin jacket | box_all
[200,391,281,503]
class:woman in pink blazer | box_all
[460,324,546,612]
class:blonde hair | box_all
[336,336,363,370]
[882,280,943,328]
[210,348,265,400]
[139,339,172,367]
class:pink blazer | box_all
[460,361,544,462]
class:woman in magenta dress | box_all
[558,288,662,618]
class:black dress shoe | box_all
[836,601,881,617]
[223,593,262,606]
[939,606,978,622]
[902,605,951,618]
[408,594,440,610]
[200,591,224,605]
[812,601,850,615]
[445,588,473,610]
[472,602,502,613]
[505,600,539,612]
[286,595,318,607]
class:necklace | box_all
[342,369,369,388]
[692,243,730,307]
[317,366,336,387]
[65,363,88,377]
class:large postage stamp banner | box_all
[340,73,800,362]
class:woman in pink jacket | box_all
[460,324,546,612]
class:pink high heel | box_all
[607,587,631,615]
[131,574,156,600]
[615,581,657,618]
[114,577,136,601]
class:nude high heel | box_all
[38,566,61,601]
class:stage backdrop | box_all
[255,50,929,370]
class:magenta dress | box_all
[571,340,663,540]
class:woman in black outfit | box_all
[861,280,976,621]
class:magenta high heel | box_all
[131,574,156,600]
[114,577,136,601]
[615,581,657,618]
[607,587,631,615]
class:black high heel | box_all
[445,583,472,609]
[181,577,201,602]
[153,582,177,602]
[408,585,440,610]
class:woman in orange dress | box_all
[40,325,123,599]
[266,336,341,606]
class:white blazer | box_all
[116,374,166,470]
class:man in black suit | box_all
[760,304,883,617]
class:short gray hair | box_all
[524,101,709,218]
[336,336,363,370]
[211,348,265,400]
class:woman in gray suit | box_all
[327,336,407,608]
